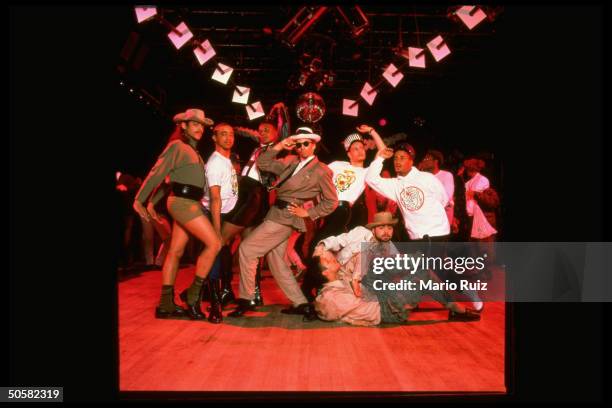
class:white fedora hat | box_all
[288,126,321,143]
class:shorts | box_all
[224,176,269,227]
[167,196,205,225]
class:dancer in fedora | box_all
[133,108,222,321]
[229,126,338,318]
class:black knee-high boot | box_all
[219,246,236,306]
[200,279,211,302]
[208,278,223,323]
[253,258,264,306]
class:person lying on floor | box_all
[312,246,481,327]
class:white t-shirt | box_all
[201,151,238,214]
[365,157,449,240]
[465,172,489,216]
[328,161,368,205]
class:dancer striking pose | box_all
[133,108,221,321]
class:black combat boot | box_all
[207,278,223,324]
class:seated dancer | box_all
[133,108,221,321]
[229,126,338,318]
[313,212,481,326]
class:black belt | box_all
[274,199,293,209]
[170,182,205,201]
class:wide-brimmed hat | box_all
[173,108,214,126]
[365,211,399,229]
[288,126,321,143]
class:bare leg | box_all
[161,221,190,286]
[182,215,222,279]
[221,222,244,245]
[285,231,306,271]
[156,220,190,318]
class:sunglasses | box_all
[294,141,312,149]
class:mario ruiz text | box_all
[372,279,488,292]
[371,254,487,275]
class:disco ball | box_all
[296,92,326,123]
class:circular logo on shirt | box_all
[399,186,424,211]
[334,170,356,192]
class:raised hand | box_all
[377,147,394,159]
[356,124,373,134]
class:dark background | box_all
[9,4,608,403]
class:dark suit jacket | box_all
[257,148,338,232]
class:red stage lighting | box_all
[278,7,329,48]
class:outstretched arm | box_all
[356,124,387,153]
[365,153,397,202]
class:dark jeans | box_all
[363,267,453,323]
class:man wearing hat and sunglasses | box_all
[229,126,338,318]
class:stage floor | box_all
[119,267,506,393]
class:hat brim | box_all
[173,114,214,127]
[289,134,321,143]
[365,219,399,229]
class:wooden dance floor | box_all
[119,267,506,393]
